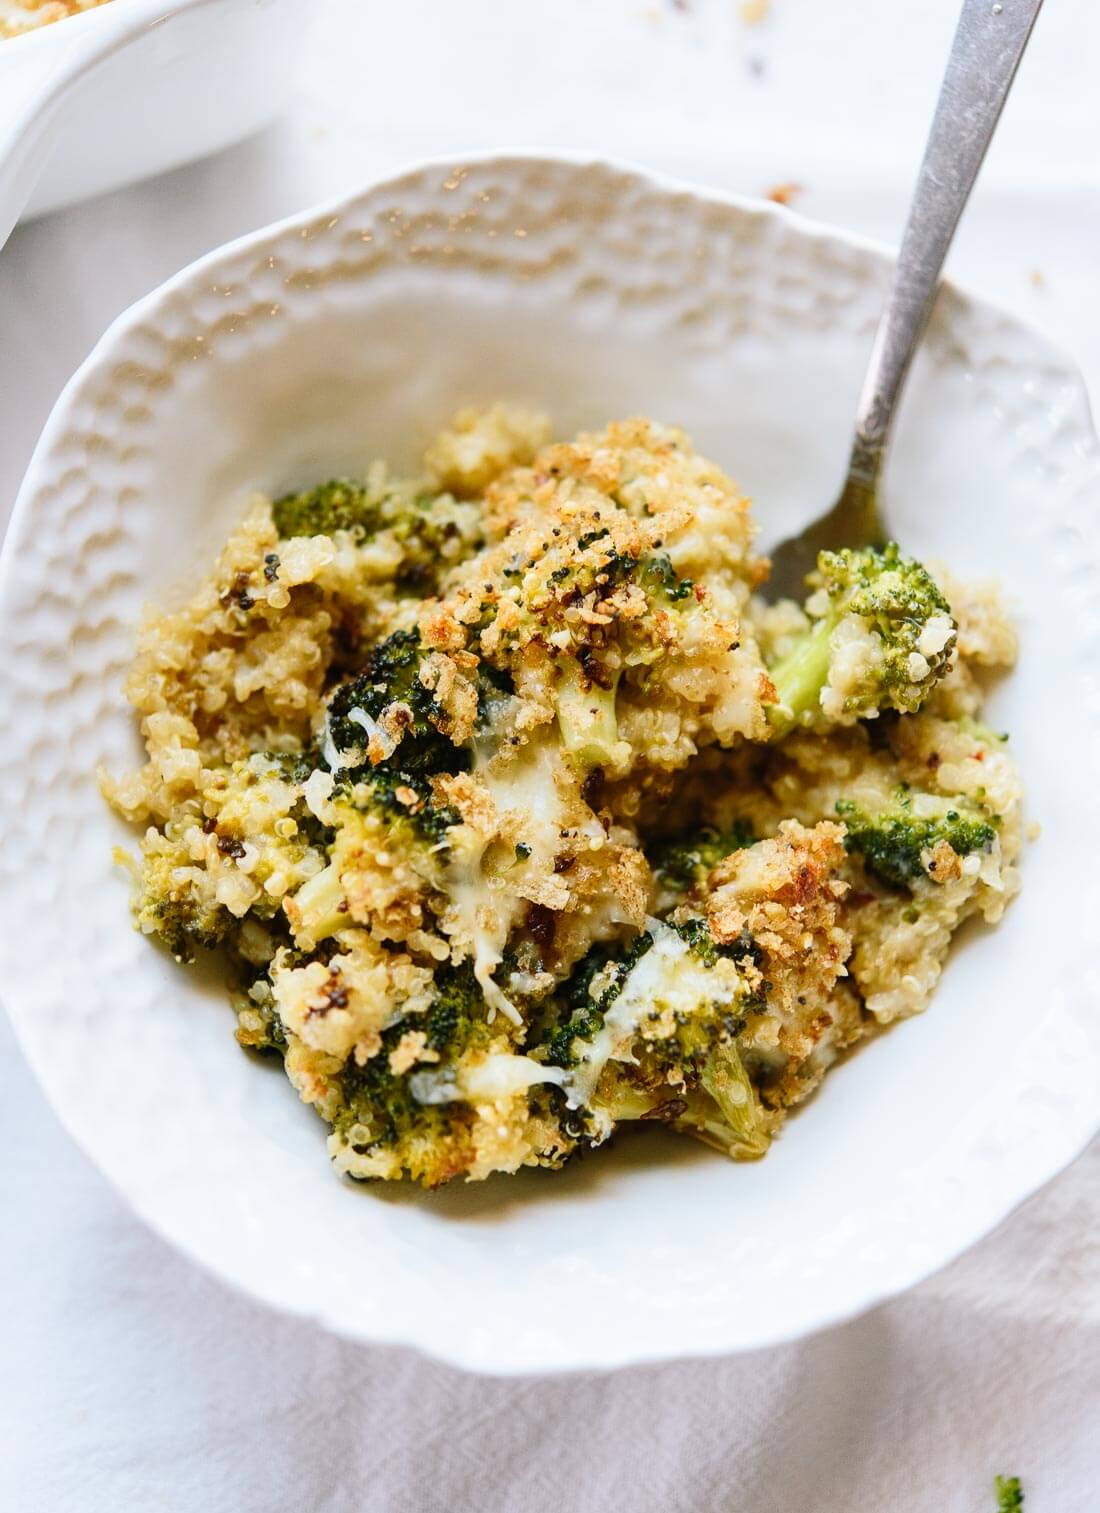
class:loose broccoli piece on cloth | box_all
[994,1476,1024,1512]
[768,543,957,732]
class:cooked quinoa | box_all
[104,407,1023,1187]
[0,0,111,38]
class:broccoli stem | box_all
[556,662,630,771]
[699,1044,770,1158]
[288,862,348,946]
[766,613,835,732]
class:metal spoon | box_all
[764,0,1045,602]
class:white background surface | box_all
[1,1,1097,1508]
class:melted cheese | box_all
[410,1053,567,1106]
[461,1054,569,1102]
[346,706,398,760]
[446,735,580,1026]
[320,714,349,774]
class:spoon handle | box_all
[849,0,1045,493]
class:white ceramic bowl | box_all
[2,155,1098,1376]
[0,0,297,249]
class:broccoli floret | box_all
[482,525,699,772]
[122,750,331,962]
[325,628,467,777]
[335,1029,459,1167]
[273,481,483,595]
[388,494,486,596]
[421,960,483,1054]
[836,790,997,888]
[235,973,288,1053]
[768,543,957,732]
[142,893,236,964]
[124,856,225,966]
[543,932,655,1068]
[262,748,324,785]
[641,551,695,602]
[329,963,509,1185]
[672,915,762,971]
[273,479,379,539]
[362,767,460,844]
[995,1477,1024,1512]
[539,922,768,1156]
[649,822,755,894]
[286,779,450,948]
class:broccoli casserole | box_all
[104,408,1022,1187]
[0,0,111,38]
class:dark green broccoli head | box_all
[640,551,695,603]
[143,895,236,964]
[335,1045,457,1168]
[649,821,755,894]
[542,932,655,1068]
[273,480,379,539]
[357,767,460,845]
[541,918,760,1073]
[768,542,957,730]
[388,495,485,597]
[420,960,484,1054]
[557,926,759,1148]
[273,482,482,597]
[325,628,467,778]
[331,962,495,1180]
[836,789,997,888]
[671,915,762,972]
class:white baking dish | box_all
[0,0,297,249]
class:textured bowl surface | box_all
[2,155,1098,1375]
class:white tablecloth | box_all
[2,3,1098,1508]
